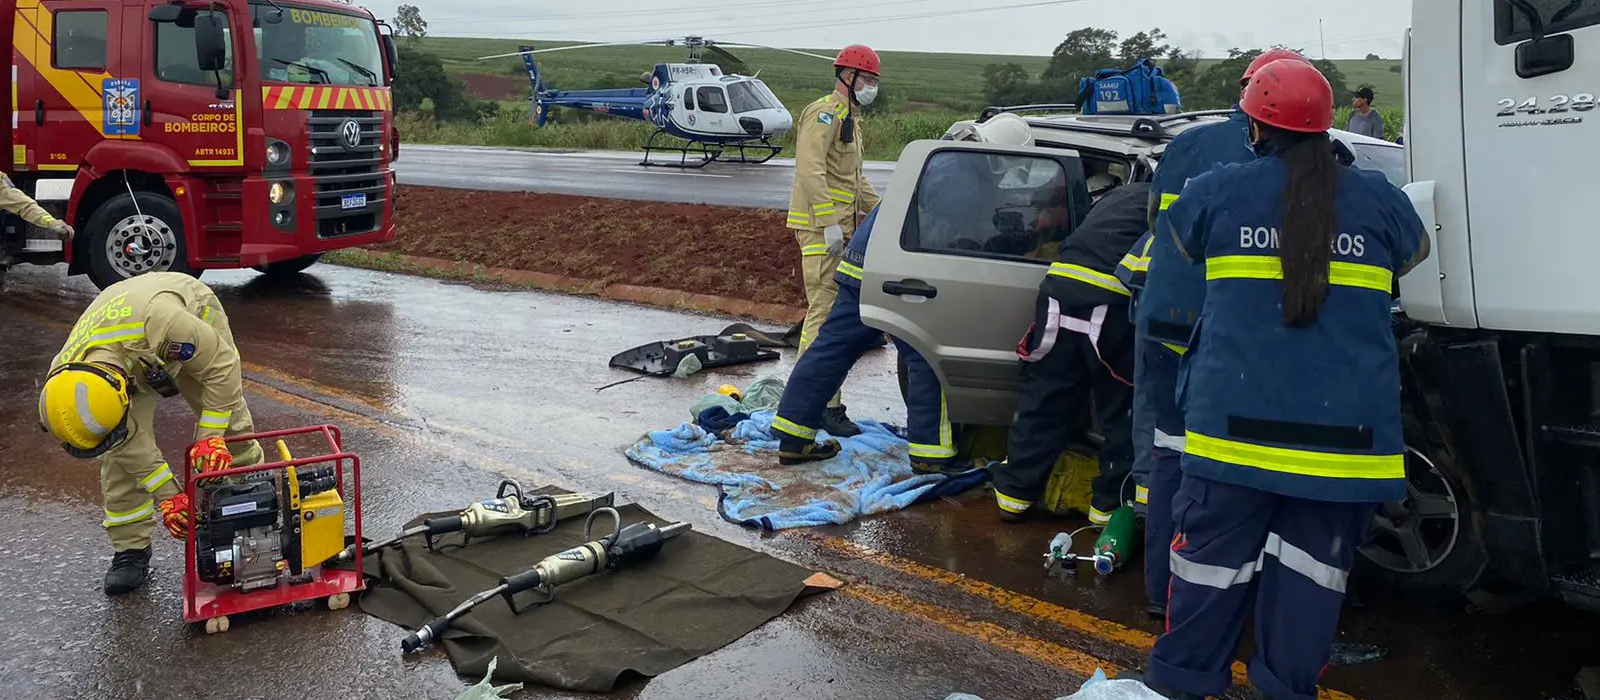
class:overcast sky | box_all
[355,0,1413,60]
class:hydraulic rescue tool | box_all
[1044,505,1138,578]
[400,506,691,653]
[336,481,614,562]
[184,425,364,635]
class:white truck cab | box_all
[1392,0,1600,612]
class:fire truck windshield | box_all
[252,4,382,87]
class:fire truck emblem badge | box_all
[340,119,361,150]
[102,79,141,136]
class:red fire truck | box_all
[2,0,398,289]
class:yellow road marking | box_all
[842,583,1120,678]
[814,535,1364,700]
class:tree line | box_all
[390,4,499,123]
[981,28,1359,113]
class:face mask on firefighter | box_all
[850,70,879,106]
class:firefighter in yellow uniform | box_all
[785,43,882,438]
[37,272,263,595]
[0,172,74,284]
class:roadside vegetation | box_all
[388,6,1409,158]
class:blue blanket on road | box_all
[625,410,989,530]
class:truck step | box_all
[1540,421,1600,448]
[1553,564,1600,613]
[19,239,62,253]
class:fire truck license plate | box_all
[341,193,366,210]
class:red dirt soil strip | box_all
[458,73,526,101]
[374,186,806,306]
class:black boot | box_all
[820,405,862,438]
[778,437,842,465]
[105,546,151,595]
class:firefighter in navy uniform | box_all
[1117,229,1154,518]
[773,113,1036,468]
[1133,47,1311,618]
[1134,59,1429,700]
[783,44,884,439]
[993,174,1148,523]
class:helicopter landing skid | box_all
[638,130,783,169]
[714,139,782,165]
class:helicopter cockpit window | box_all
[748,80,783,110]
[904,150,1076,262]
[683,87,696,110]
[696,86,728,114]
[726,81,774,113]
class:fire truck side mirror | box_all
[382,35,397,72]
[147,4,181,22]
[194,14,227,72]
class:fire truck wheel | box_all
[83,192,198,291]
[252,253,324,277]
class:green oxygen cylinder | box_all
[1091,505,1138,575]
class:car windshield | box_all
[252,3,382,87]
[726,80,780,112]
[1349,142,1407,186]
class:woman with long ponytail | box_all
[1130,59,1431,700]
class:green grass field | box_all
[406,36,1406,156]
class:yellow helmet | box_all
[38,362,132,458]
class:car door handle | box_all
[143,100,152,127]
[883,279,937,299]
[34,100,44,126]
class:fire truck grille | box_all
[307,110,385,237]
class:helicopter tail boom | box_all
[518,45,547,127]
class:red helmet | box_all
[834,44,880,76]
[1241,48,1309,84]
[1241,58,1334,133]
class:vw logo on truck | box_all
[340,119,362,150]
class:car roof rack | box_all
[977,104,1238,142]
[977,104,1081,120]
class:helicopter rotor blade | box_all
[707,45,750,74]
[476,39,682,61]
[714,43,836,62]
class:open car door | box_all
[859,139,1091,426]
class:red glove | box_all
[159,493,191,540]
[188,436,233,474]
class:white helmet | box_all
[969,112,1035,148]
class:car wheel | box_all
[84,192,197,290]
[253,253,324,277]
[1355,416,1489,595]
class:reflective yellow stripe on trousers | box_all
[907,391,956,460]
[1048,263,1131,297]
[772,416,817,441]
[1205,255,1394,293]
[1184,431,1405,480]
[103,500,155,528]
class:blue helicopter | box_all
[480,37,836,168]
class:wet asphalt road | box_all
[2,263,1597,700]
[395,146,895,209]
